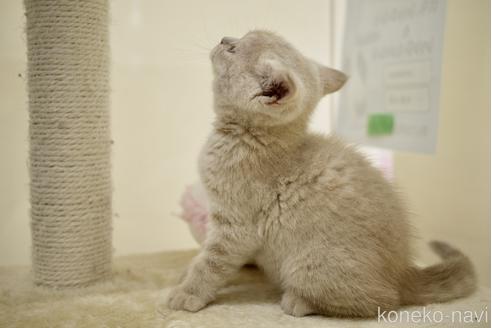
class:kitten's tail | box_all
[400,241,477,306]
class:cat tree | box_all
[25,0,112,288]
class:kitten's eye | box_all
[227,45,236,53]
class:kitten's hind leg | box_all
[280,290,317,317]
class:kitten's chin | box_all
[209,45,222,64]
[249,107,304,127]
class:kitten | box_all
[167,30,476,317]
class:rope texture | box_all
[25,0,112,288]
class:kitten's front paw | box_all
[167,286,208,312]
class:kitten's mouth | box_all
[209,45,221,61]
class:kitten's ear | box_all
[319,66,348,95]
[256,60,299,106]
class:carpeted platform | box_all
[0,250,489,327]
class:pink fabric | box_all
[179,184,209,244]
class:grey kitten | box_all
[167,30,476,317]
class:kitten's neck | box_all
[213,114,308,150]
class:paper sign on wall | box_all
[336,0,446,153]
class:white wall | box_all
[0,1,30,266]
[0,0,333,265]
[393,0,490,286]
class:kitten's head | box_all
[210,30,347,126]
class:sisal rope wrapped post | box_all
[25,0,112,288]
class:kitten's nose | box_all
[220,36,238,45]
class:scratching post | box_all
[25,0,112,288]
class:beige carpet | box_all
[0,250,489,327]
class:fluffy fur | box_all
[167,30,476,317]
